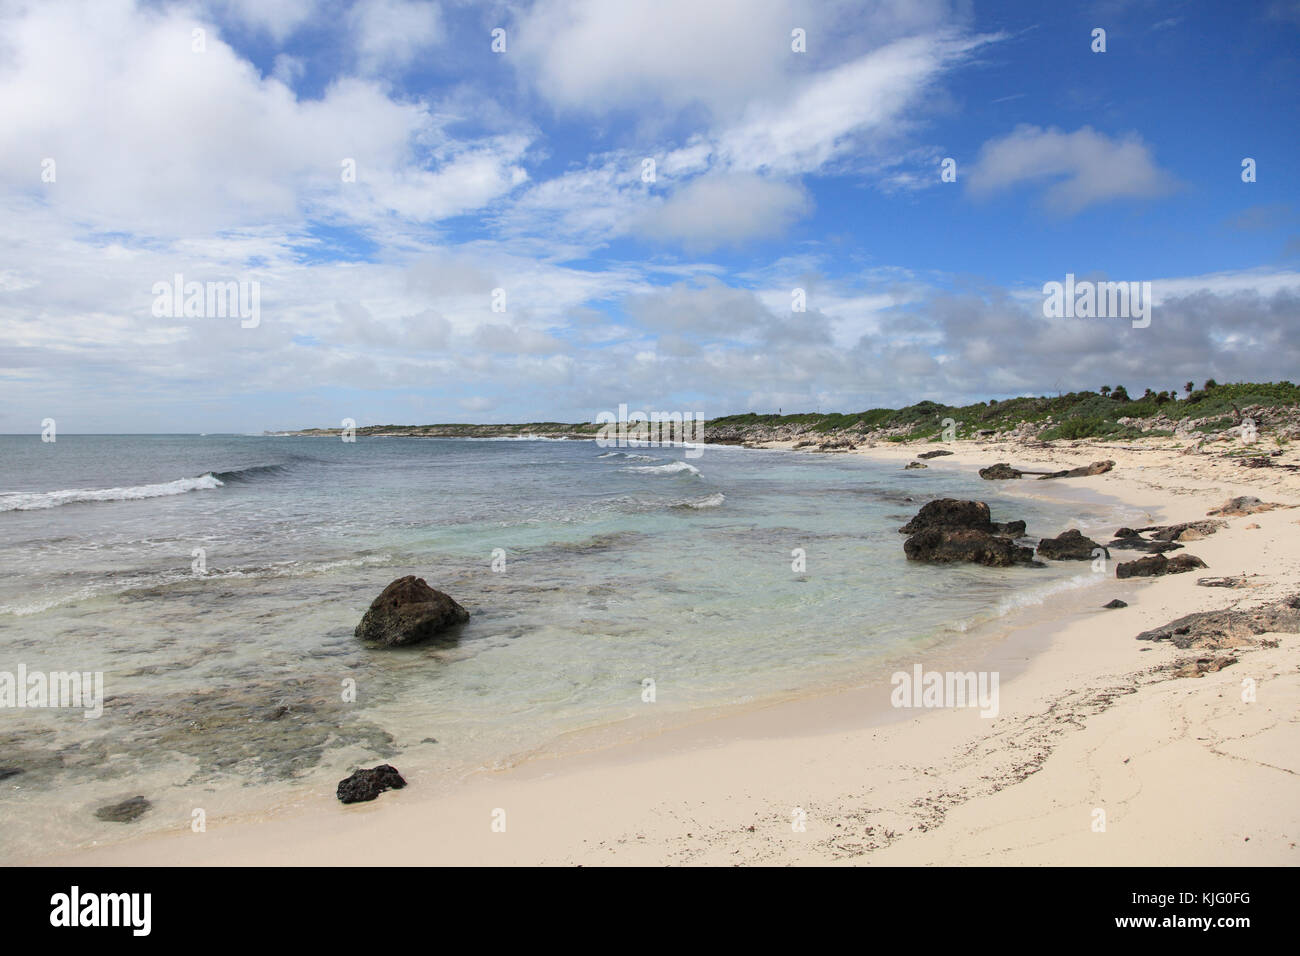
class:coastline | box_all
[29,436,1300,866]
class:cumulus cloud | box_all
[635,175,811,251]
[966,125,1175,215]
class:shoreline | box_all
[27,436,1300,866]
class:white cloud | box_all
[349,0,443,74]
[966,125,1175,214]
[636,174,811,250]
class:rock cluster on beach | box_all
[355,576,469,647]
[336,764,407,804]
[899,499,1036,567]
[1036,529,1107,561]
[1136,593,1300,649]
[1116,553,1208,579]
[979,460,1115,480]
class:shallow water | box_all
[0,434,1129,859]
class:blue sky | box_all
[1,0,1298,432]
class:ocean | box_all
[0,434,1126,858]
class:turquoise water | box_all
[0,435,1119,858]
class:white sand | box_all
[34,436,1300,865]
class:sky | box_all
[1,0,1298,433]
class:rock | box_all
[0,767,23,781]
[1207,496,1283,517]
[1037,529,1108,561]
[917,449,954,459]
[1103,599,1128,609]
[1197,576,1252,589]
[1136,593,1300,649]
[815,438,857,452]
[1116,553,1208,579]
[336,764,407,804]
[1173,655,1238,679]
[978,463,1022,480]
[903,528,1039,567]
[792,440,817,449]
[95,795,151,823]
[899,498,991,534]
[1246,522,1261,529]
[1114,527,1140,538]
[1105,535,1183,554]
[904,461,928,469]
[355,576,469,647]
[1037,460,1115,480]
[1146,519,1227,541]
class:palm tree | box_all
[1100,385,1112,398]
[1184,381,1194,395]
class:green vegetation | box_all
[709,381,1298,442]
[286,381,1297,442]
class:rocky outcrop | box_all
[815,438,857,452]
[95,795,151,823]
[904,461,928,469]
[898,498,1024,536]
[1144,519,1227,541]
[355,576,469,647]
[1037,460,1115,480]
[1115,553,1207,579]
[1173,655,1238,678]
[1036,529,1107,561]
[903,527,1038,567]
[337,764,407,804]
[917,449,954,459]
[1135,593,1300,649]
[1207,496,1285,517]
[978,463,1022,480]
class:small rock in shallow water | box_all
[95,795,151,823]
[1103,599,1128,609]
[337,764,407,804]
[355,576,469,647]
[0,767,23,781]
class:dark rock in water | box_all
[899,499,991,534]
[1136,593,1300,650]
[1037,529,1108,561]
[904,461,928,469]
[1114,527,1139,539]
[1116,553,1207,579]
[1103,599,1128,609]
[355,576,469,647]
[95,795,151,823]
[0,767,23,781]
[917,449,954,459]
[899,498,1026,539]
[903,528,1039,567]
[1037,460,1115,480]
[337,764,407,804]
[979,463,1022,480]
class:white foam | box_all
[0,474,224,512]
[624,461,701,476]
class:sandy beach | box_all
[34,435,1300,867]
